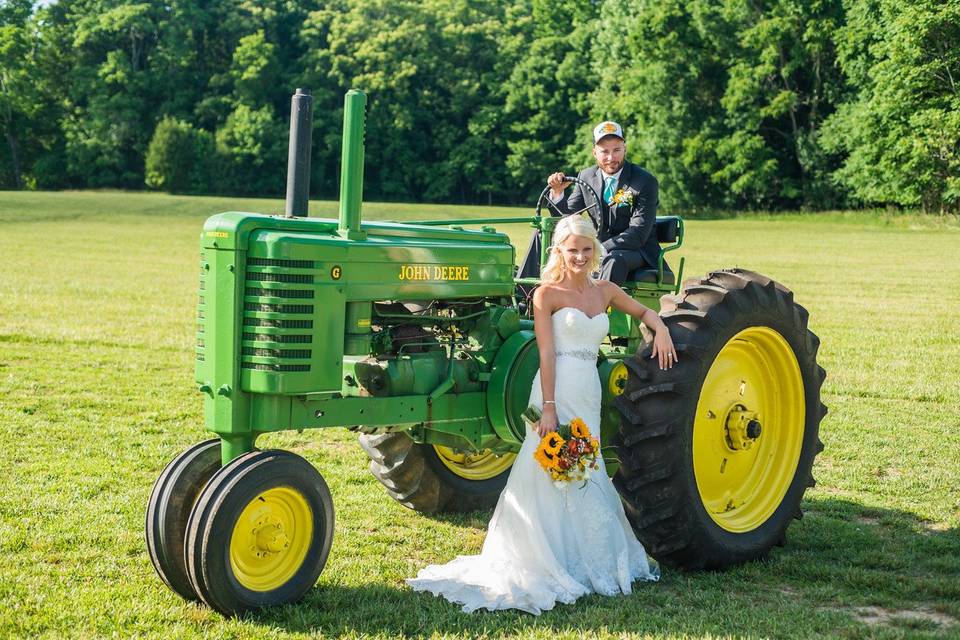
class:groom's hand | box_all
[547,172,571,200]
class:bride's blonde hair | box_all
[541,215,605,283]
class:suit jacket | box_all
[552,161,660,268]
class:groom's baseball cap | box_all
[593,120,625,144]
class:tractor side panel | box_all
[239,244,347,395]
[237,223,514,397]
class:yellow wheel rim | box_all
[229,486,313,591]
[608,361,628,396]
[433,446,516,481]
[693,327,804,533]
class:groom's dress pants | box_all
[597,249,648,284]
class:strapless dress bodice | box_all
[551,306,609,360]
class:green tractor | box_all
[146,90,826,615]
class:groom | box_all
[518,121,661,284]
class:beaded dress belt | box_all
[555,349,597,361]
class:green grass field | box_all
[1,191,959,639]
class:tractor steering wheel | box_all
[534,175,602,232]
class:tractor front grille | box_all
[242,347,311,359]
[197,248,339,394]
[196,252,207,365]
[246,272,314,284]
[248,257,314,269]
[242,332,312,344]
[244,317,313,329]
[240,257,321,391]
[241,362,311,372]
[244,287,314,299]
[244,302,313,314]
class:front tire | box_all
[145,439,221,601]
[184,450,335,615]
[614,269,827,569]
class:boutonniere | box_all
[611,188,634,208]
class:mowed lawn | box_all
[1,191,959,639]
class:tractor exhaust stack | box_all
[284,88,314,217]
[338,89,366,239]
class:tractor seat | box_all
[627,266,675,284]
[624,217,679,285]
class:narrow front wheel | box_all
[145,439,221,601]
[184,450,335,615]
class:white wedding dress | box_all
[406,307,659,614]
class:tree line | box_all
[2,0,958,212]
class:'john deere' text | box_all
[398,265,470,281]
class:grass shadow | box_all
[238,497,958,638]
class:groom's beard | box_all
[598,159,624,174]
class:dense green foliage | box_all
[2,0,958,211]
[144,117,214,193]
[822,0,960,212]
[598,0,847,211]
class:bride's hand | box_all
[537,405,559,437]
[650,330,678,370]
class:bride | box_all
[407,215,678,614]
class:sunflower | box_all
[542,432,565,455]
[570,418,590,439]
[534,444,559,470]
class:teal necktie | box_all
[603,176,617,205]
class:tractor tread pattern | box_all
[612,268,826,571]
[359,432,509,514]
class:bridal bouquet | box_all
[523,406,601,487]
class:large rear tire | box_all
[359,432,514,513]
[613,269,827,569]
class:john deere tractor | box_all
[146,89,826,615]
